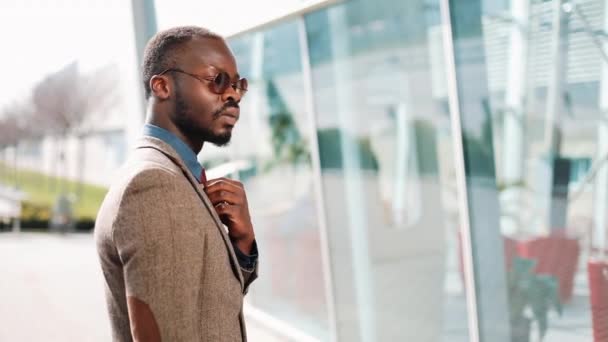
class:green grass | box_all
[0,163,108,220]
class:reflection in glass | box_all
[229,21,330,339]
[458,0,608,340]
[306,0,469,340]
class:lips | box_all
[219,107,239,125]
[220,115,237,126]
[222,107,239,117]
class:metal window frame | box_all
[225,0,343,40]
[297,16,340,342]
[440,1,512,341]
[439,0,482,340]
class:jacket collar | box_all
[142,124,203,183]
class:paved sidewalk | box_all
[1,232,592,341]
[0,232,285,342]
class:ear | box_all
[150,75,172,100]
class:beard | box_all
[173,86,232,147]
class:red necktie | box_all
[200,168,207,185]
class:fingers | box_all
[214,201,236,214]
[205,178,244,193]
[214,202,236,227]
[215,202,240,227]
[205,178,247,206]
[204,178,251,231]
[207,190,241,206]
[205,180,254,241]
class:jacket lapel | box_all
[135,137,245,289]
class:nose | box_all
[221,83,241,103]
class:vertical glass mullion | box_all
[440,0,512,341]
[297,15,339,342]
[439,0,480,340]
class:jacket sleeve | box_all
[112,169,203,341]
[241,265,258,295]
[231,240,259,294]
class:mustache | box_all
[212,100,239,118]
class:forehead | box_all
[179,37,238,75]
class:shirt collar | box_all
[142,123,203,182]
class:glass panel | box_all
[227,21,331,340]
[305,0,470,341]
[453,0,607,340]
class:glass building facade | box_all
[151,0,608,341]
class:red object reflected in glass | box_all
[588,258,608,342]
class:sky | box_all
[0,0,134,109]
[0,0,331,111]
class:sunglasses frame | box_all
[158,67,248,96]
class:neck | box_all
[146,108,204,154]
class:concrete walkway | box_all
[0,232,593,341]
[0,232,285,342]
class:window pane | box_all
[453,0,606,340]
[305,0,470,340]
[229,21,331,340]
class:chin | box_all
[209,132,232,147]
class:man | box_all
[95,26,258,342]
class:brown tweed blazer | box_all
[95,136,257,342]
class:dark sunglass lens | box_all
[213,72,230,93]
[238,78,248,92]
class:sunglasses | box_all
[159,67,248,96]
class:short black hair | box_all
[142,26,223,98]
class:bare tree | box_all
[0,101,36,187]
[74,64,121,196]
[0,115,18,185]
[31,61,120,196]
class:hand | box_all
[204,178,255,254]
